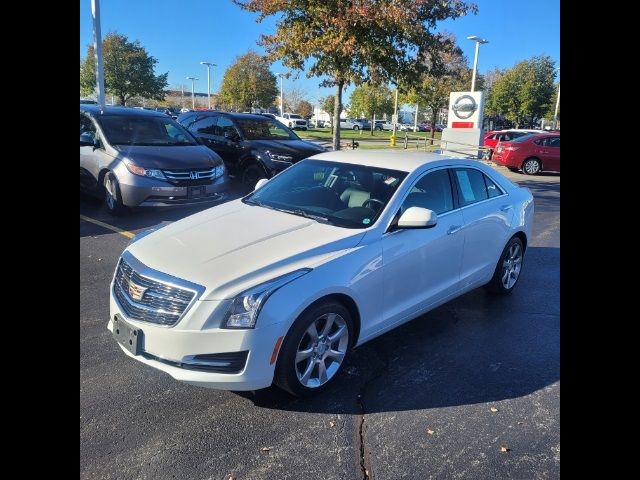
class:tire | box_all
[274,300,354,397]
[103,172,127,215]
[353,125,359,131]
[242,162,269,190]
[507,167,518,172]
[485,236,524,294]
[482,149,493,161]
[288,122,293,128]
[522,157,541,175]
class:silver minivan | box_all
[80,105,229,214]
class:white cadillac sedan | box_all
[108,151,534,396]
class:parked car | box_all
[482,130,536,160]
[276,113,308,130]
[310,119,326,128]
[177,111,326,187]
[108,150,534,396]
[373,120,387,131]
[354,118,371,130]
[492,133,560,175]
[80,105,229,214]
[435,124,446,132]
[340,118,368,130]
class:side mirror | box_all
[254,178,269,190]
[80,133,94,147]
[224,130,240,142]
[397,207,437,229]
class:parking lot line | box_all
[80,215,135,239]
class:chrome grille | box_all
[162,166,219,181]
[113,257,197,326]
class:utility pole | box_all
[186,77,198,109]
[91,0,105,109]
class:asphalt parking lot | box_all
[80,165,559,480]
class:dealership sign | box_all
[447,91,484,129]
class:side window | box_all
[190,116,217,135]
[534,137,546,146]
[80,114,96,136]
[401,169,454,215]
[216,117,240,138]
[502,133,512,141]
[483,174,504,198]
[454,168,489,206]
[548,137,560,148]
[178,113,198,128]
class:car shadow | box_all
[235,245,559,414]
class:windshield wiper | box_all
[278,207,333,225]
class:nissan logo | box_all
[452,95,478,120]
[190,171,198,180]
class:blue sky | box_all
[79,0,560,103]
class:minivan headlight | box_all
[223,269,311,329]
[124,161,167,180]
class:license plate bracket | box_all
[188,186,206,198]
[112,314,143,356]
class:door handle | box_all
[500,205,512,212]
[447,225,462,235]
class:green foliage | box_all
[321,95,335,116]
[348,84,394,119]
[80,32,168,105]
[218,51,278,111]
[485,55,557,126]
[235,0,478,149]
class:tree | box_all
[296,100,314,118]
[348,84,393,135]
[235,0,477,150]
[402,34,479,143]
[218,51,278,111]
[80,32,168,105]
[283,85,308,112]
[321,96,335,117]
[486,56,556,127]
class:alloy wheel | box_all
[295,313,349,388]
[501,243,523,289]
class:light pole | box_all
[467,35,488,92]
[276,72,289,116]
[186,77,198,109]
[91,0,105,109]
[552,67,560,130]
[200,61,216,109]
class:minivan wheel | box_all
[522,157,541,175]
[485,236,524,294]
[353,125,359,131]
[103,172,126,215]
[242,163,269,190]
[274,300,353,397]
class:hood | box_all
[127,199,365,300]
[250,139,326,159]
[113,145,221,169]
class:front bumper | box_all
[108,294,286,390]
[116,166,230,207]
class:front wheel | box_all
[274,300,353,397]
[353,125,359,131]
[522,158,541,175]
[242,162,269,190]
[485,236,524,294]
[103,172,126,215]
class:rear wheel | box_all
[485,236,524,294]
[103,172,126,215]
[522,157,541,175]
[353,125,359,131]
[274,300,353,397]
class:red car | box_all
[492,133,560,175]
[483,130,541,160]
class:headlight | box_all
[264,151,293,163]
[214,164,226,178]
[223,269,311,329]
[124,161,167,180]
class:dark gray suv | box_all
[80,105,229,214]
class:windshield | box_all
[99,115,198,146]
[243,159,408,229]
[236,118,299,140]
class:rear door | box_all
[542,136,560,171]
[452,167,514,289]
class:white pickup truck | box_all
[276,113,308,130]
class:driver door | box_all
[380,168,465,331]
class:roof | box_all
[183,110,274,121]
[80,104,168,118]
[307,150,475,173]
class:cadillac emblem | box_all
[127,279,148,301]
